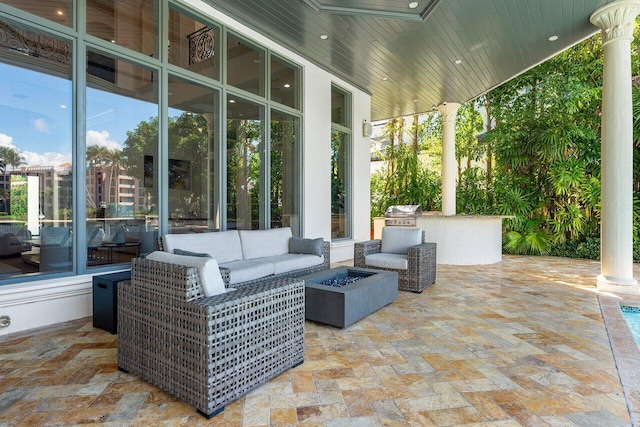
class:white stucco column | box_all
[437,102,461,216]
[591,0,640,294]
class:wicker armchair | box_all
[117,257,305,418]
[354,227,436,293]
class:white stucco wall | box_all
[0,0,372,336]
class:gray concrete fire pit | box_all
[301,267,398,328]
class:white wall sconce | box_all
[363,119,373,137]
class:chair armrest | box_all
[407,242,437,270]
[354,239,382,267]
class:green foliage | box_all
[371,25,640,260]
[370,143,441,220]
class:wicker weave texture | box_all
[354,232,436,293]
[118,258,305,417]
[156,236,330,288]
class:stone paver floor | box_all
[0,255,639,426]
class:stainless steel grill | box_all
[384,205,422,227]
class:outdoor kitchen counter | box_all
[416,213,511,265]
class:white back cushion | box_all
[239,227,293,260]
[381,227,422,254]
[163,230,243,264]
[146,251,226,297]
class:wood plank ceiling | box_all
[203,0,615,121]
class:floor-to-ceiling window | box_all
[226,97,264,230]
[0,0,303,284]
[85,51,159,268]
[167,77,219,233]
[270,110,300,235]
[330,85,352,240]
[0,16,74,275]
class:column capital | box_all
[436,102,461,122]
[590,0,640,45]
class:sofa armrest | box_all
[321,241,331,269]
[354,239,382,267]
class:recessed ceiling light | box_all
[320,34,329,40]
[408,2,419,9]
[229,99,236,104]
[57,10,64,15]
[454,59,462,64]
[111,39,116,43]
[284,83,291,88]
[548,35,558,41]
[381,76,389,81]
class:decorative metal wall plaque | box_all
[0,19,70,66]
[188,26,214,66]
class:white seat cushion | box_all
[381,227,422,254]
[219,259,275,285]
[239,227,293,260]
[163,230,243,264]
[262,253,324,275]
[365,253,408,270]
[145,251,226,297]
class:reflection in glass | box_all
[167,77,220,233]
[169,6,220,81]
[86,50,158,268]
[227,34,264,96]
[331,130,350,239]
[87,0,158,58]
[0,18,73,277]
[270,111,300,235]
[331,87,348,126]
[227,98,263,230]
[1,0,72,27]
[271,56,299,110]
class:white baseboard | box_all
[0,275,93,337]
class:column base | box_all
[597,274,640,295]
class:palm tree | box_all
[0,146,24,213]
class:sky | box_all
[0,61,157,168]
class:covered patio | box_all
[0,255,638,426]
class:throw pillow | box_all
[289,236,323,256]
[173,248,212,258]
[145,251,225,297]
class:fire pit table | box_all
[301,266,398,328]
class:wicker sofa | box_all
[158,227,330,287]
[118,257,305,418]
[354,227,436,293]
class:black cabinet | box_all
[92,271,131,334]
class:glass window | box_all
[330,85,351,239]
[0,17,73,277]
[86,49,158,269]
[227,97,264,230]
[0,0,72,27]
[271,56,299,110]
[168,6,220,80]
[167,76,220,233]
[86,0,158,58]
[227,34,264,97]
[270,110,300,234]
